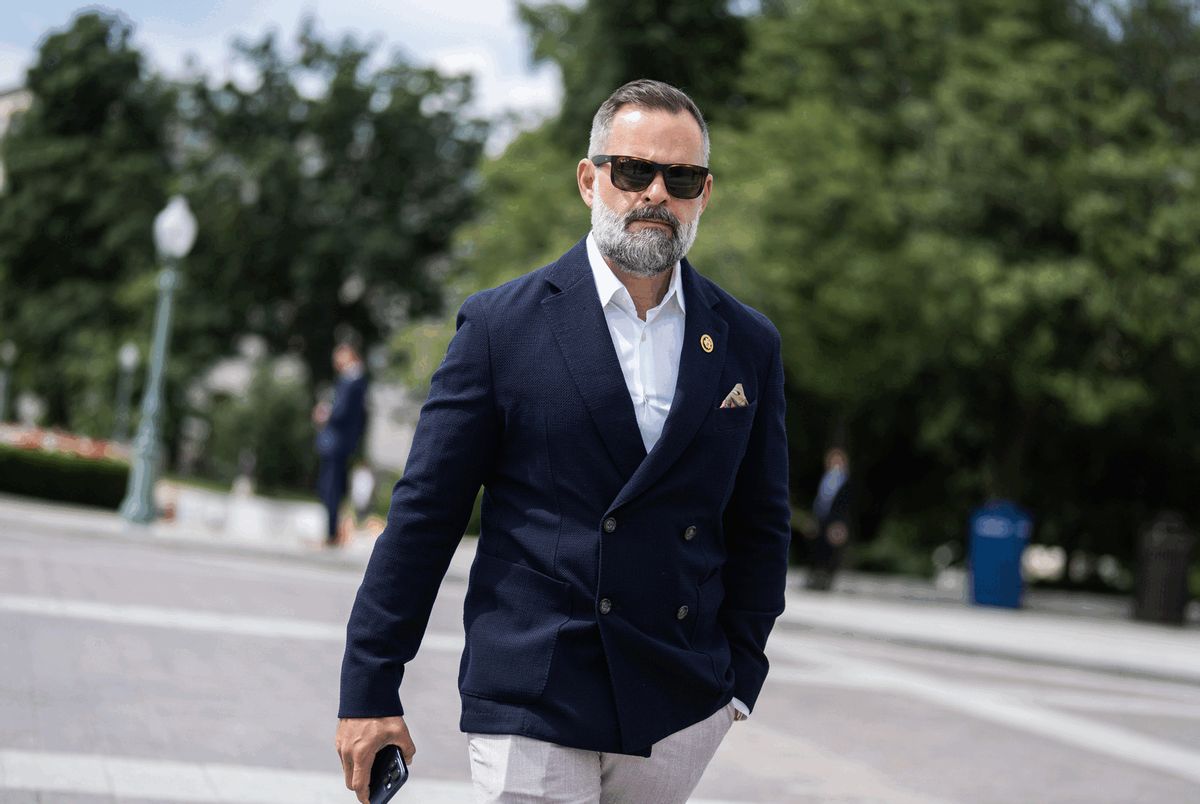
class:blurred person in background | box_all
[313,343,369,548]
[806,446,851,591]
[335,79,790,803]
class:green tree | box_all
[394,125,585,394]
[177,21,488,392]
[698,0,1200,569]
[0,12,488,490]
[1104,0,1200,141]
[519,0,748,148]
[0,11,171,431]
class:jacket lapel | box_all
[541,239,647,481]
[611,259,728,512]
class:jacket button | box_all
[676,605,689,620]
[683,525,697,541]
[599,598,613,615]
[603,517,617,533]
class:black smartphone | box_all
[368,744,408,804]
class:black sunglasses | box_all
[591,155,710,200]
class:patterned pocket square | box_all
[720,383,749,409]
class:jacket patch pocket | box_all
[713,400,757,432]
[460,552,571,703]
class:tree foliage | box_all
[0,11,170,430]
[696,0,1200,566]
[0,12,487,489]
[519,0,748,148]
[177,21,488,391]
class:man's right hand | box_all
[335,716,415,803]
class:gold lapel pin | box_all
[700,334,714,353]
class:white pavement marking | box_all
[0,749,750,804]
[0,594,466,653]
[813,630,1200,703]
[770,666,1200,719]
[0,536,365,585]
[784,593,1200,683]
[1024,690,1200,719]
[770,635,1200,786]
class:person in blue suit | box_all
[806,447,852,591]
[336,80,790,803]
[314,343,368,547]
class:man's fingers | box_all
[395,723,416,766]
[349,758,370,803]
[335,715,410,800]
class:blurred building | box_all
[0,86,32,192]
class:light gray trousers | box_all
[467,703,735,804]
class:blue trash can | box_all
[968,500,1032,608]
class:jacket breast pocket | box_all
[712,400,757,433]
[459,552,571,703]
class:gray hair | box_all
[587,79,710,166]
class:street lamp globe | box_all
[153,195,197,260]
[118,342,140,372]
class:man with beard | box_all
[336,80,790,803]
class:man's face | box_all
[333,346,354,372]
[826,450,848,473]
[577,107,713,277]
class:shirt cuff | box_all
[731,697,750,720]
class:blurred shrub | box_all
[848,519,934,578]
[366,477,481,537]
[202,365,315,496]
[369,473,397,520]
[0,444,128,509]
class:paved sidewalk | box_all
[3,492,1198,687]
[0,491,374,569]
[781,589,1200,685]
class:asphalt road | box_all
[2,526,1199,803]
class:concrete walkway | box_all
[3,491,1198,687]
[781,590,1200,685]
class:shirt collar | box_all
[586,231,685,316]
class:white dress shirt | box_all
[586,233,685,453]
[586,232,750,720]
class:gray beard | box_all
[591,195,699,278]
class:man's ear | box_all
[577,159,596,208]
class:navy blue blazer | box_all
[340,238,790,756]
[317,372,368,459]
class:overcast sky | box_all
[0,1,562,146]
